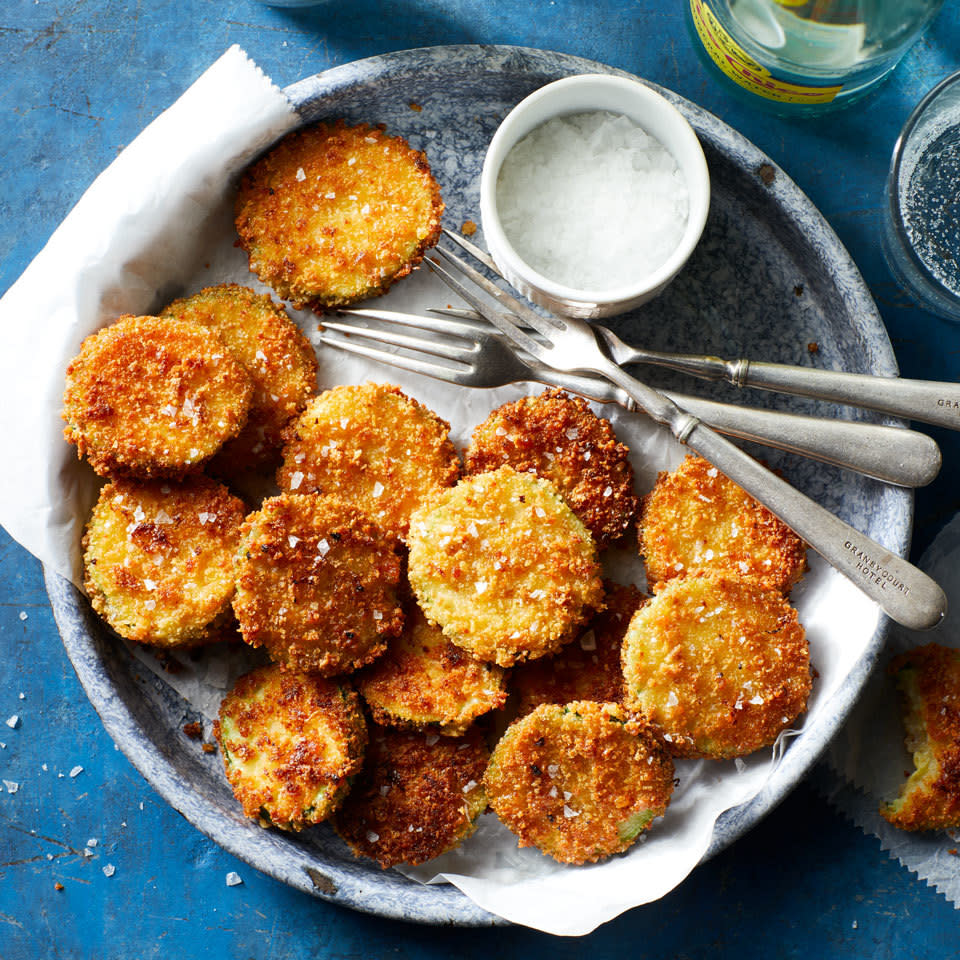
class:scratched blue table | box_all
[3,2,960,957]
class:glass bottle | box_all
[686,0,946,115]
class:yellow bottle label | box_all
[690,0,844,104]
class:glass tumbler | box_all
[882,70,960,322]
[687,0,946,115]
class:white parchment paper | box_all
[0,47,882,935]
[0,45,299,587]
[821,513,960,908]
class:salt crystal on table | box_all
[225,871,243,886]
[102,864,116,877]
[6,715,19,729]
[18,611,27,621]
[69,765,83,778]
[4,780,19,794]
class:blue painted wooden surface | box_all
[1,1,959,956]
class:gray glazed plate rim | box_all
[45,44,907,929]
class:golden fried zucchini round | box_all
[407,467,604,668]
[277,383,459,540]
[357,608,508,736]
[512,581,646,718]
[465,389,638,548]
[484,701,674,865]
[233,493,403,675]
[82,476,245,646]
[881,643,960,831]
[621,573,810,759]
[160,284,317,474]
[214,664,366,831]
[332,726,489,868]
[235,121,444,311]
[639,454,807,593]
[63,314,253,478]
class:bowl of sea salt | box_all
[480,74,710,318]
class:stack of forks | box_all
[318,229,951,630]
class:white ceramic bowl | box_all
[480,73,711,318]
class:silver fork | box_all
[322,307,939,488]
[425,242,946,631]
[443,228,960,431]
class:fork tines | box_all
[319,309,477,379]
[336,307,486,341]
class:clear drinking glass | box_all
[687,0,946,115]
[883,70,960,322]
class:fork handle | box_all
[661,390,941,488]
[739,362,960,431]
[602,362,946,630]
[626,348,960,431]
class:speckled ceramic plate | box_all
[45,45,909,927]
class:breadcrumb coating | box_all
[484,701,674,864]
[277,382,460,540]
[358,607,508,736]
[160,284,317,475]
[512,581,646,718]
[882,643,960,831]
[333,726,489,868]
[407,467,604,668]
[466,389,638,548]
[621,573,810,759]
[233,493,403,675]
[82,476,245,646]
[235,120,444,311]
[63,315,253,478]
[214,665,366,831]
[639,455,807,593]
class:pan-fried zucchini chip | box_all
[882,643,960,832]
[407,467,603,667]
[622,572,810,759]
[485,701,673,864]
[215,665,366,831]
[235,121,444,311]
